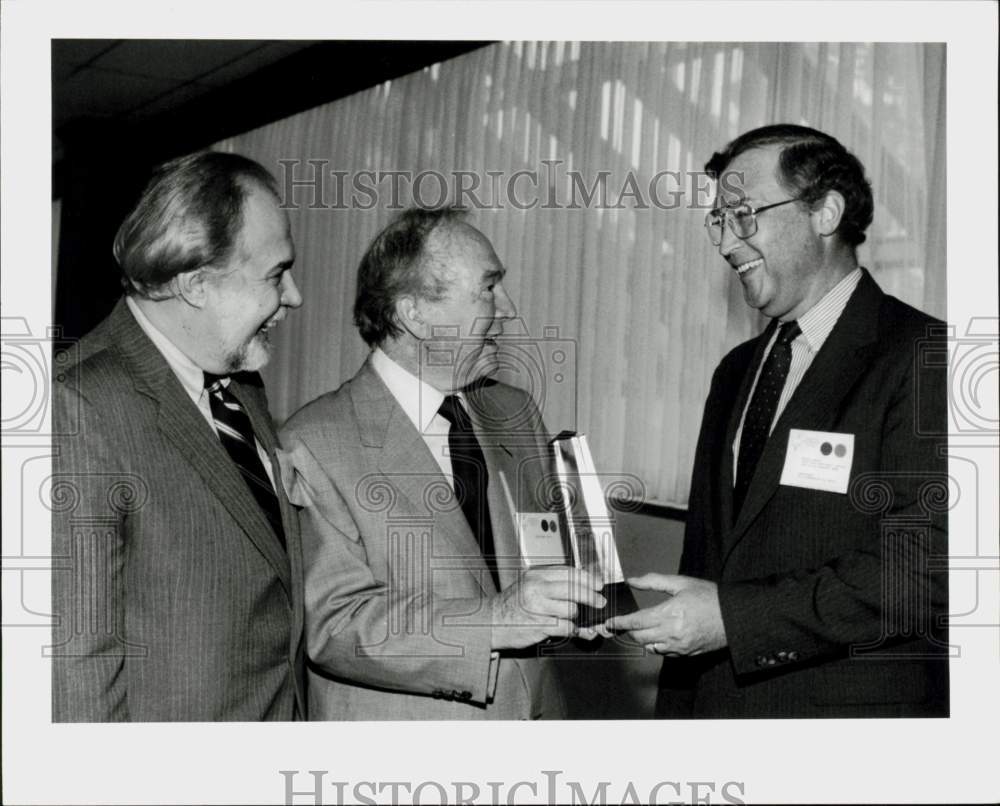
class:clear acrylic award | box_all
[549,431,638,627]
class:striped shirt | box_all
[733,267,863,478]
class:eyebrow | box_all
[270,259,295,274]
[713,197,758,212]
[718,190,751,203]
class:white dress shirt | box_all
[370,346,469,492]
[733,267,863,477]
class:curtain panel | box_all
[216,41,945,507]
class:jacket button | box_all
[432,690,443,699]
[776,651,788,662]
[460,691,472,699]
[788,651,800,661]
[755,655,768,667]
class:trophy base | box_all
[576,580,639,628]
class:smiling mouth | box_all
[733,257,764,275]
[254,317,282,342]
[262,313,284,331]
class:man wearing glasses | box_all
[607,124,949,718]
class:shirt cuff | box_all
[486,651,500,702]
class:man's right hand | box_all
[490,567,606,650]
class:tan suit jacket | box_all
[280,359,566,719]
[51,300,305,721]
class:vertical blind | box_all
[216,41,945,507]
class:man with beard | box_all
[51,152,306,721]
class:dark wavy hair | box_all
[113,151,279,298]
[353,206,467,347]
[705,124,874,247]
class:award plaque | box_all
[498,433,638,628]
[549,431,638,627]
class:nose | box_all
[493,281,517,320]
[718,216,741,258]
[280,272,303,309]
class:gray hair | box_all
[113,151,279,297]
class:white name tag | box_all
[779,429,855,494]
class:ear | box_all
[174,268,211,308]
[812,190,846,238]
[394,295,426,339]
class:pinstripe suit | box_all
[51,300,305,721]
[279,359,566,719]
[657,270,949,718]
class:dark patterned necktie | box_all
[438,394,500,590]
[204,373,285,548]
[734,320,801,517]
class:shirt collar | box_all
[370,347,449,433]
[787,267,863,353]
[126,296,209,405]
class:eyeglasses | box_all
[704,198,801,246]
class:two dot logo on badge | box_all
[820,441,847,458]
[539,518,558,533]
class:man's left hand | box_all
[604,574,727,655]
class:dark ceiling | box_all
[52,39,314,160]
[52,39,491,185]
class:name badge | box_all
[780,429,855,494]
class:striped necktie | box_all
[204,373,285,548]
[734,320,801,517]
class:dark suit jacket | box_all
[51,299,305,721]
[279,358,566,719]
[658,270,949,718]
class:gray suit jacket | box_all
[280,359,566,719]
[51,300,306,721]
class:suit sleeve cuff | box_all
[719,580,821,677]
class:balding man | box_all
[281,207,603,720]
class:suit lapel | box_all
[724,271,883,562]
[228,378,298,593]
[464,386,521,590]
[352,361,495,595]
[238,379,305,683]
[720,319,778,539]
[109,301,292,596]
